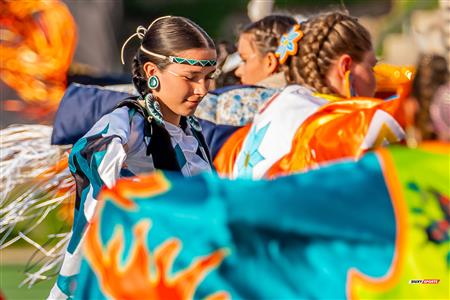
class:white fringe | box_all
[0,124,74,287]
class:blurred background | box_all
[0,0,448,299]
[1,0,448,127]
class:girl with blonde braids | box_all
[286,12,376,97]
[215,11,405,179]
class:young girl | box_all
[49,16,217,299]
[235,14,297,88]
[195,14,296,126]
[215,12,405,179]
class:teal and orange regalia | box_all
[75,143,449,299]
[47,97,212,298]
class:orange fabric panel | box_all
[213,124,251,177]
[374,64,415,127]
[374,64,415,96]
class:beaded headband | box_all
[139,46,216,67]
[275,24,304,64]
[120,16,217,67]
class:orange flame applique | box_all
[98,171,172,210]
[85,218,230,300]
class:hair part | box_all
[132,16,216,96]
[286,12,372,94]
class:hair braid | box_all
[286,12,372,95]
[132,56,149,97]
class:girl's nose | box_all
[234,64,243,78]
[194,80,208,97]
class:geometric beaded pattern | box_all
[187,116,202,131]
[169,56,216,67]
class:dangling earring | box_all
[344,70,356,98]
[144,93,164,126]
[147,75,160,90]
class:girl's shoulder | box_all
[83,106,136,144]
[257,85,327,115]
[52,83,135,145]
[280,84,329,105]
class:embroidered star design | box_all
[236,123,270,178]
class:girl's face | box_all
[234,33,270,85]
[326,49,377,98]
[350,49,377,97]
[151,48,217,125]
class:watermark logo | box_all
[409,279,440,284]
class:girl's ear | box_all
[263,52,280,75]
[336,54,353,79]
[143,62,159,77]
[325,54,354,97]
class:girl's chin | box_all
[178,105,198,116]
[183,100,200,109]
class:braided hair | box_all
[286,12,372,94]
[131,16,215,97]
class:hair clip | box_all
[275,24,304,64]
[120,16,172,65]
[120,15,217,67]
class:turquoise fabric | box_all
[76,153,396,299]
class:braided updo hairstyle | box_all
[132,16,215,97]
[286,12,372,94]
[241,14,297,72]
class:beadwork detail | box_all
[144,94,164,126]
[170,56,216,67]
[147,76,159,90]
[187,116,202,132]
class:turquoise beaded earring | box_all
[147,75,159,90]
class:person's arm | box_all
[49,111,129,299]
